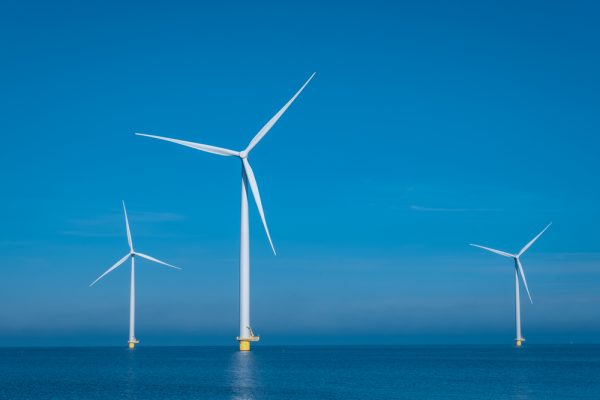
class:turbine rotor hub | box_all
[239,150,248,159]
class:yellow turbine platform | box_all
[128,339,139,349]
[515,339,524,347]
[237,336,260,351]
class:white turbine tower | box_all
[90,201,180,349]
[136,73,315,351]
[470,223,551,347]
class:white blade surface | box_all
[136,133,239,157]
[244,73,316,153]
[122,201,133,252]
[135,252,180,270]
[90,253,130,287]
[242,159,276,255]
[518,222,552,257]
[516,258,533,303]
[469,244,514,258]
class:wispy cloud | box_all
[58,211,185,237]
[410,205,501,213]
[121,211,184,223]
[68,211,184,226]
[56,230,118,238]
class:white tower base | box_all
[514,264,524,347]
[129,256,137,349]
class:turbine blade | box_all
[122,201,133,252]
[242,159,276,255]
[90,254,130,287]
[135,252,180,270]
[244,73,316,154]
[469,244,514,258]
[516,258,533,304]
[136,133,239,157]
[518,222,552,257]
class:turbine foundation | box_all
[237,335,259,351]
[515,339,524,347]
[239,340,250,351]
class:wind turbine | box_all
[136,73,315,351]
[470,223,551,347]
[90,201,180,349]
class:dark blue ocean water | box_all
[1,346,599,399]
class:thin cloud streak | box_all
[69,211,185,226]
[410,205,501,212]
[58,211,185,237]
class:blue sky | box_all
[0,0,599,345]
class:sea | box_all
[0,345,599,399]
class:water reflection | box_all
[229,351,258,400]
[124,347,138,400]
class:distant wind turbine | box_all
[470,223,551,347]
[90,202,180,349]
[136,73,315,351]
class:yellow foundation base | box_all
[128,342,135,349]
[515,339,523,347]
[239,340,250,351]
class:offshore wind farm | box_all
[1,1,600,399]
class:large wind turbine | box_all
[136,73,315,351]
[470,223,551,347]
[90,202,180,349]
